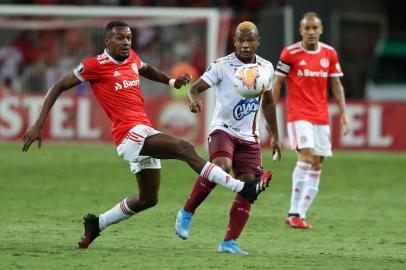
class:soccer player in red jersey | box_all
[272,12,350,229]
[21,21,273,249]
[175,21,281,254]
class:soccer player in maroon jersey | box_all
[22,21,273,249]
[174,21,280,254]
[273,12,350,229]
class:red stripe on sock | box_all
[203,163,215,179]
[120,201,133,216]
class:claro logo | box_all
[233,98,260,120]
[114,80,140,91]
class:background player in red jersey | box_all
[272,12,350,229]
[175,21,280,254]
[21,21,272,249]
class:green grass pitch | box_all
[0,142,405,269]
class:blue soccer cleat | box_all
[175,208,193,240]
[218,240,248,255]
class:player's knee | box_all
[142,197,159,209]
[312,162,322,170]
[178,140,198,157]
[213,160,231,173]
[301,156,313,164]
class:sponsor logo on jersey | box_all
[114,82,122,90]
[299,60,307,66]
[233,98,260,120]
[114,71,121,77]
[114,79,140,91]
[320,58,329,68]
[296,69,328,78]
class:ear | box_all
[105,38,109,47]
[257,36,261,46]
[320,25,324,34]
[299,25,305,37]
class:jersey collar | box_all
[234,52,258,64]
[104,49,128,65]
[300,42,321,54]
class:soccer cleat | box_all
[218,240,248,255]
[238,170,273,203]
[78,214,101,249]
[301,219,312,229]
[175,208,193,240]
[285,216,312,229]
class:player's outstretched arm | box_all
[22,72,81,152]
[330,76,350,135]
[271,75,285,104]
[261,91,282,160]
[139,62,191,88]
[187,79,210,113]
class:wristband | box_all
[169,78,176,88]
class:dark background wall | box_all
[256,0,405,99]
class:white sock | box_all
[298,170,321,219]
[99,198,135,231]
[289,161,311,214]
[200,162,244,192]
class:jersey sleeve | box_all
[328,49,343,77]
[275,48,292,77]
[200,61,222,86]
[73,58,99,82]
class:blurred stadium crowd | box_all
[0,0,272,95]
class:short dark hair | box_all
[105,21,130,36]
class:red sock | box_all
[224,194,251,241]
[183,176,216,213]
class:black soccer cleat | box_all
[78,214,100,249]
[238,170,273,203]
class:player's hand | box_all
[340,113,350,136]
[22,124,42,152]
[271,139,282,161]
[189,99,203,113]
[174,73,192,89]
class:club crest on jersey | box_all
[320,58,329,68]
[233,98,259,121]
[132,63,139,74]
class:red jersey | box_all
[74,49,151,146]
[275,42,343,124]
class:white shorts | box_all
[287,120,332,157]
[117,124,162,174]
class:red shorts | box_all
[208,129,262,178]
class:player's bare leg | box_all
[127,169,160,212]
[140,133,272,203]
[78,169,160,249]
